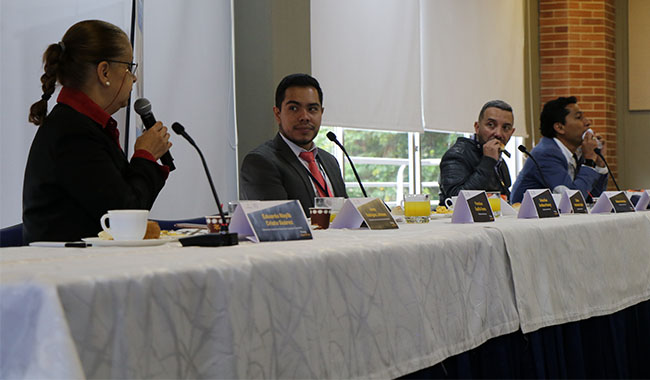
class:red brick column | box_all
[539,0,617,185]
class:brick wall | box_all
[539,0,617,185]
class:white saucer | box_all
[82,237,173,247]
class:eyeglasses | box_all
[105,60,138,75]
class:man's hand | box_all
[581,132,599,161]
[482,139,501,161]
[134,121,172,159]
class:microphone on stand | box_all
[594,148,620,191]
[133,98,176,171]
[518,145,552,190]
[171,122,238,247]
[326,132,368,197]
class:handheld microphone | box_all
[594,148,620,191]
[326,132,368,197]
[518,145,552,190]
[133,98,176,171]
[171,122,237,247]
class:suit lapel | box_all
[273,134,316,199]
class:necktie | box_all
[299,151,332,197]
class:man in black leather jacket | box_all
[439,100,516,206]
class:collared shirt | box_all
[57,87,169,178]
[279,133,335,197]
[552,138,607,181]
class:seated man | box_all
[439,100,515,205]
[511,96,608,203]
[240,73,347,215]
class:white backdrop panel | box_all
[311,0,423,132]
[421,0,526,136]
[140,0,237,220]
[0,0,131,228]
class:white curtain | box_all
[310,0,526,137]
[311,0,423,132]
[0,0,237,228]
[140,0,237,220]
[421,0,526,136]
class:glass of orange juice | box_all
[487,192,501,217]
[403,194,431,223]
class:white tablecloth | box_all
[487,212,650,333]
[1,221,519,379]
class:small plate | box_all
[82,237,173,247]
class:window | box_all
[316,126,523,206]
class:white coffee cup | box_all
[444,196,459,210]
[100,210,149,240]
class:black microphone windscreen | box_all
[133,98,151,115]
[518,145,528,154]
[171,122,185,135]
[594,148,602,156]
[326,131,337,142]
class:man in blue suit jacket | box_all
[511,96,608,203]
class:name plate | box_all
[518,189,559,219]
[632,190,650,211]
[591,191,635,214]
[451,190,495,223]
[330,198,398,229]
[558,189,588,214]
[229,200,312,242]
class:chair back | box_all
[0,223,23,247]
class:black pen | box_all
[29,241,90,248]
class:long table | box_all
[2,212,649,379]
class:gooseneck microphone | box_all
[171,122,238,247]
[594,148,620,191]
[326,132,368,197]
[133,98,176,171]
[518,145,552,190]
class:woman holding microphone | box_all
[23,20,171,243]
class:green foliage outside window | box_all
[314,126,464,203]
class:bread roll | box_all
[144,220,161,239]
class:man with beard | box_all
[240,73,348,215]
[511,96,607,203]
[438,100,516,206]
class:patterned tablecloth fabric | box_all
[2,211,649,379]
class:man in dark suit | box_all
[240,74,348,215]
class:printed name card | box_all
[590,191,635,214]
[518,189,560,219]
[330,198,398,230]
[451,190,494,223]
[633,190,650,211]
[229,200,312,242]
[558,189,589,214]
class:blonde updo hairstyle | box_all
[28,20,129,126]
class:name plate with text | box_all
[229,200,312,242]
[558,189,588,214]
[451,190,495,223]
[518,189,559,219]
[591,191,635,214]
[330,198,398,230]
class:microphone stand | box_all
[171,122,238,247]
[594,148,620,191]
[518,145,552,190]
[326,132,368,197]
